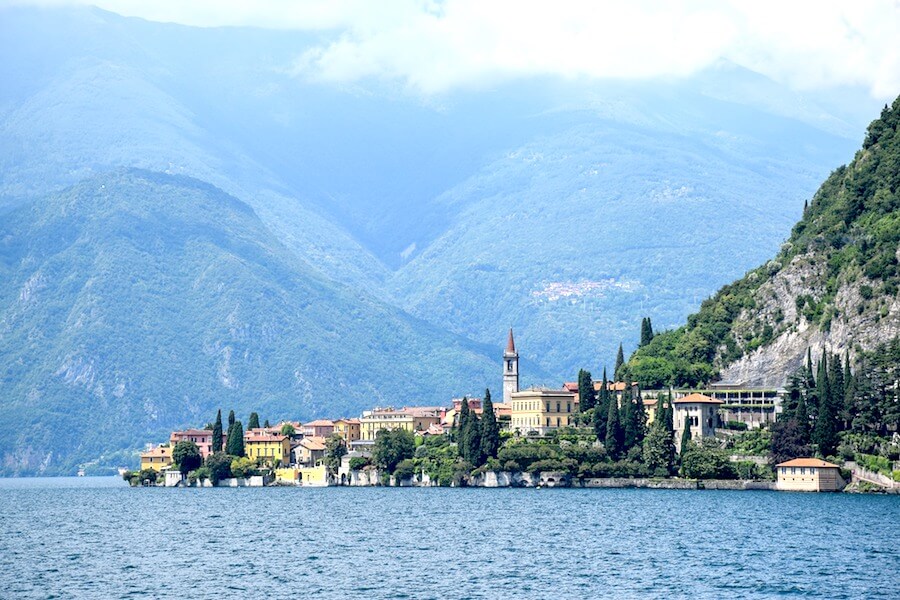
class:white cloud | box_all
[9,0,900,98]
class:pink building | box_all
[169,429,227,459]
[301,419,335,438]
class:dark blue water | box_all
[0,478,898,599]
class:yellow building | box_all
[139,446,173,472]
[776,458,844,492]
[273,465,329,486]
[244,429,291,466]
[510,388,577,435]
[334,418,361,442]
[359,407,441,441]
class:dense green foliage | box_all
[479,389,501,461]
[679,439,737,480]
[172,441,201,475]
[212,410,223,453]
[247,413,260,431]
[324,434,347,473]
[372,429,416,474]
[204,451,232,484]
[226,421,245,457]
[623,97,900,388]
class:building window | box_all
[556,402,560,413]
[567,403,571,413]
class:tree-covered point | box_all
[623,95,900,389]
[172,441,201,475]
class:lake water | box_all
[0,477,898,599]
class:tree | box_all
[228,410,235,428]
[680,440,735,479]
[264,419,271,428]
[280,423,296,437]
[457,396,471,446]
[614,343,625,380]
[464,413,483,465]
[248,412,260,430]
[480,388,501,461]
[770,419,813,465]
[680,415,692,454]
[640,317,654,347]
[593,367,610,441]
[373,429,415,474]
[230,456,254,478]
[172,440,201,475]
[643,396,675,476]
[212,409,223,453]
[205,451,232,484]
[577,369,595,412]
[226,421,245,457]
[605,396,623,459]
[794,392,811,444]
[813,351,839,456]
[324,434,347,473]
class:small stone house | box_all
[776,458,844,492]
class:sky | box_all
[9,0,900,98]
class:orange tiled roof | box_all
[141,446,172,458]
[244,430,288,443]
[776,458,840,468]
[303,419,334,427]
[300,437,326,451]
[673,393,724,405]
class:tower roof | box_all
[506,328,516,354]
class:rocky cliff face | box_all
[719,253,900,386]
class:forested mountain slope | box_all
[625,96,900,388]
[0,171,502,475]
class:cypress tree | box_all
[226,421,245,457]
[813,351,839,457]
[212,409,223,453]
[577,369,595,412]
[664,390,674,432]
[480,389,501,461]
[593,368,610,441]
[605,396,623,459]
[794,392,810,444]
[464,413,483,466]
[614,343,625,380]
[680,415,692,453]
[248,412,260,430]
[264,419,271,428]
[622,383,638,452]
[457,396,470,451]
[640,318,654,347]
[228,410,235,428]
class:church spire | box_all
[506,328,516,354]
[503,328,519,404]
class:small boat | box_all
[77,468,85,477]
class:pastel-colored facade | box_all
[170,429,224,459]
[673,393,723,451]
[140,446,173,472]
[360,407,441,441]
[301,420,335,438]
[510,387,578,435]
[776,458,844,492]
[295,436,327,466]
[442,400,510,430]
[244,429,291,466]
[674,382,783,429]
[333,418,361,442]
[273,466,327,485]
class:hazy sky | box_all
[11,0,900,98]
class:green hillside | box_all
[0,170,505,475]
[624,96,900,388]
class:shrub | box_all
[725,420,748,431]
[393,459,416,481]
[230,456,255,479]
[349,456,370,471]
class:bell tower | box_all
[502,328,519,404]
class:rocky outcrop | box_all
[718,253,900,386]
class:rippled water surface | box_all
[1,477,898,599]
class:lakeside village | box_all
[126,329,900,493]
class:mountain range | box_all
[0,5,883,473]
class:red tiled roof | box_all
[244,430,288,443]
[141,446,172,458]
[563,382,579,392]
[673,393,724,405]
[303,419,334,427]
[171,429,212,437]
